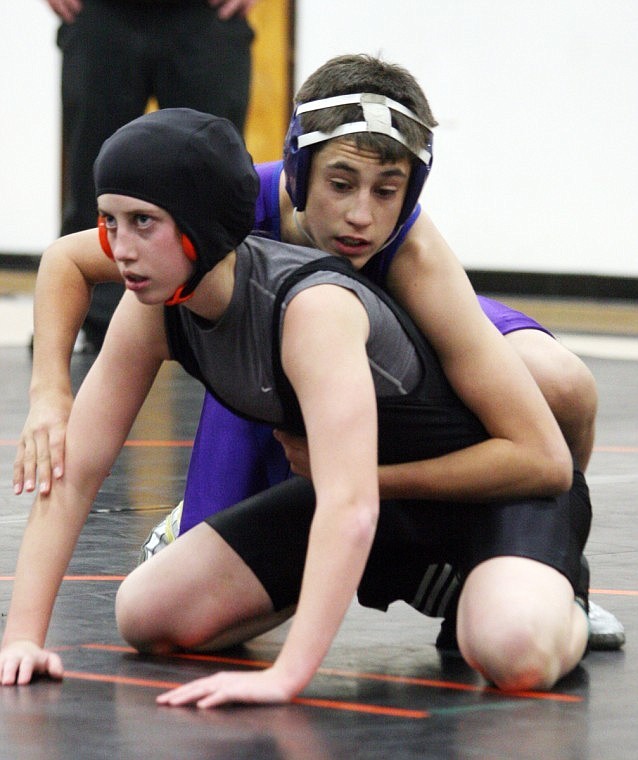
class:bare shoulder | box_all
[391,211,456,271]
[285,282,369,333]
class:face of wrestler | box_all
[300,138,410,269]
[97,195,194,305]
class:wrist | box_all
[270,657,314,700]
[29,379,73,403]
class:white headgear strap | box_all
[294,93,432,166]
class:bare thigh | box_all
[505,329,597,468]
[116,522,276,652]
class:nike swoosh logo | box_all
[260,386,272,393]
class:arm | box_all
[1,295,167,685]
[276,214,572,502]
[157,285,379,707]
[379,212,572,500]
[271,286,379,693]
[14,230,121,497]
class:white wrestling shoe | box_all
[138,501,183,564]
[588,600,625,650]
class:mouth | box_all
[122,272,150,291]
[334,236,372,256]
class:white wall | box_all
[295,0,637,277]
[2,1,636,277]
[1,2,61,254]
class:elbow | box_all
[341,498,379,549]
[541,446,574,495]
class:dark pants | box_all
[57,0,253,346]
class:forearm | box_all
[2,481,98,647]
[271,495,378,694]
[30,231,120,402]
[6,332,156,647]
[5,377,122,647]
[30,250,92,401]
[378,437,572,503]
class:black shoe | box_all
[435,612,460,653]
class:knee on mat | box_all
[462,617,560,692]
[115,577,173,654]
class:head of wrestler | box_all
[94,108,259,306]
[284,54,437,268]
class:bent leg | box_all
[117,522,291,653]
[505,329,597,470]
[457,556,588,691]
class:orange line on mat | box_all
[63,669,429,718]
[64,670,181,690]
[292,697,429,718]
[80,644,581,703]
[591,588,638,596]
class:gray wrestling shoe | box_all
[588,600,625,650]
[138,501,183,564]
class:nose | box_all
[111,228,137,262]
[344,190,373,227]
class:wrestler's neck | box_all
[186,251,236,323]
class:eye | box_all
[135,213,153,226]
[375,185,400,199]
[329,177,352,193]
[102,214,117,229]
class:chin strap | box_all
[164,284,194,306]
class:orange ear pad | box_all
[97,215,113,259]
[181,234,197,261]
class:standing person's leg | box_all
[57,0,151,349]
[153,3,254,132]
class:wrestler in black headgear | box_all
[94,108,259,302]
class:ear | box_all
[97,215,113,259]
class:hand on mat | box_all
[273,430,311,479]
[13,390,73,496]
[157,668,294,709]
[0,641,64,686]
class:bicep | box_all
[280,286,378,492]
